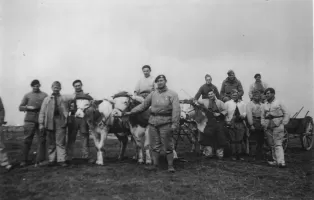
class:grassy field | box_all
[0,131,313,200]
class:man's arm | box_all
[130,92,153,114]
[261,104,266,127]
[220,81,226,100]
[214,86,220,100]
[194,85,203,100]
[0,97,5,124]
[219,101,227,116]
[246,102,253,126]
[38,97,48,129]
[248,84,254,99]
[280,101,290,125]
[19,94,29,111]
[237,80,244,97]
[171,93,181,130]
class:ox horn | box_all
[103,98,115,105]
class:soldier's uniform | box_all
[130,79,180,172]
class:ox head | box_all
[83,100,104,128]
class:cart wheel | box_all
[283,128,289,151]
[301,120,314,151]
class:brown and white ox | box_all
[110,92,178,164]
[75,98,129,165]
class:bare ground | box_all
[0,131,313,200]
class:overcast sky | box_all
[0,0,313,125]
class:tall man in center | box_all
[67,80,93,163]
[125,75,181,173]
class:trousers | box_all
[265,124,285,165]
[149,123,173,154]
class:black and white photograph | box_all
[0,0,313,199]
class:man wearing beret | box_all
[39,81,68,167]
[19,79,48,167]
[194,74,220,101]
[225,89,247,160]
[246,90,264,160]
[125,74,181,173]
[0,97,13,171]
[134,65,155,99]
[67,79,94,163]
[261,88,290,168]
[248,74,269,102]
[220,70,244,102]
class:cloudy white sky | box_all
[0,0,313,125]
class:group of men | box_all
[0,65,290,172]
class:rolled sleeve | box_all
[171,94,181,129]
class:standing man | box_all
[194,74,220,101]
[39,81,68,167]
[67,80,93,163]
[246,90,264,160]
[0,97,12,171]
[134,65,155,99]
[248,73,269,102]
[261,88,290,168]
[125,75,181,173]
[220,70,244,102]
[196,89,228,159]
[225,89,247,160]
[19,80,48,167]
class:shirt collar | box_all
[75,90,84,95]
[267,97,275,104]
[157,86,168,93]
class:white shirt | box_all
[224,99,247,122]
[134,76,155,94]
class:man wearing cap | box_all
[134,65,155,99]
[196,89,228,159]
[220,70,244,102]
[225,89,247,160]
[246,90,264,160]
[125,74,181,173]
[261,88,290,168]
[39,81,68,167]
[19,79,48,167]
[0,97,13,171]
[67,79,93,163]
[194,74,220,101]
[249,74,269,102]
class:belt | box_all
[140,91,151,94]
[27,110,40,113]
[150,112,172,116]
[265,115,283,120]
[253,116,261,119]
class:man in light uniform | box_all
[134,65,155,99]
[225,89,247,160]
[261,88,290,168]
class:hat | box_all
[227,70,235,76]
[155,74,167,83]
[30,79,40,87]
[205,74,212,79]
[254,73,261,79]
[51,81,61,88]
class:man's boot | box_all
[166,153,175,173]
[145,151,159,171]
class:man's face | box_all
[156,78,166,89]
[205,77,212,84]
[265,91,275,101]
[74,82,83,93]
[52,85,61,94]
[255,76,261,82]
[231,92,238,101]
[208,91,215,100]
[142,68,151,78]
[32,84,40,92]
[252,94,261,102]
[228,73,235,81]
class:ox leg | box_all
[130,125,145,164]
[173,150,178,159]
[116,133,128,161]
[95,129,108,166]
[144,127,152,165]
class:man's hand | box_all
[250,125,255,131]
[123,112,132,116]
[26,106,36,110]
[213,112,221,117]
[39,125,44,132]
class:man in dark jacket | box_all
[194,74,220,100]
[220,70,244,102]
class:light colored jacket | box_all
[39,94,68,130]
[246,101,262,126]
[134,76,155,94]
[224,99,246,122]
[261,98,290,128]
